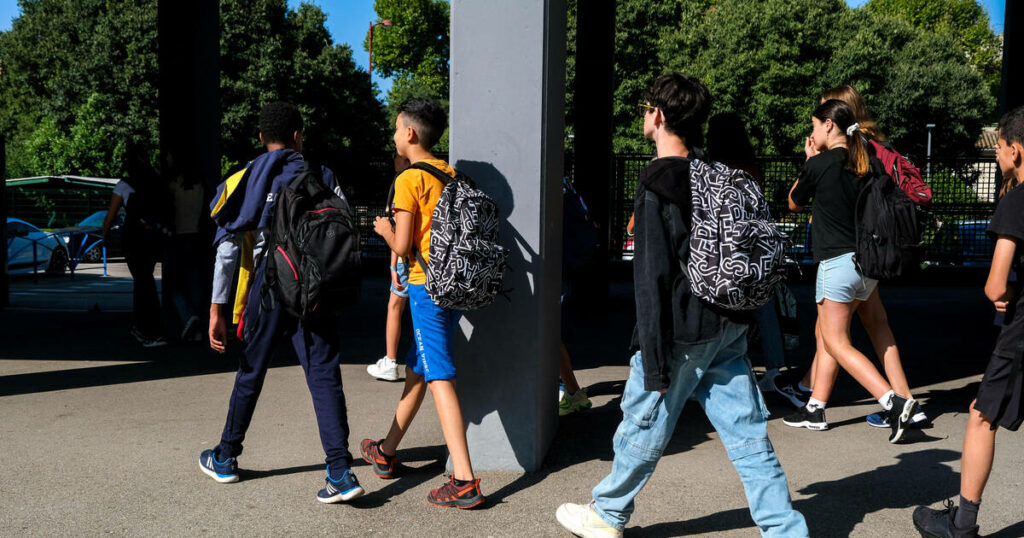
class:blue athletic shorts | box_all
[815,252,877,304]
[405,284,461,382]
[390,260,410,298]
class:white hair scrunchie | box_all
[846,122,860,136]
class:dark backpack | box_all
[562,177,599,275]
[864,135,932,206]
[410,162,508,311]
[853,155,925,280]
[687,158,788,310]
[264,163,361,319]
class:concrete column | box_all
[1001,0,1022,113]
[1,134,7,308]
[449,0,567,472]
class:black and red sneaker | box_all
[360,438,397,479]
[427,477,485,509]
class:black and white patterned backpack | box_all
[687,158,787,310]
[410,162,509,311]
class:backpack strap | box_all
[404,162,456,271]
[409,161,453,186]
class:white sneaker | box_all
[556,503,622,538]
[367,356,399,381]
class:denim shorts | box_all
[815,252,877,304]
[404,284,461,382]
[390,260,410,298]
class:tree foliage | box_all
[219,0,386,171]
[602,0,994,157]
[865,0,1002,102]
[0,0,385,180]
[0,0,158,178]
[365,0,450,149]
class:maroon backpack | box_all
[865,136,932,206]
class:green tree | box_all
[826,7,995,158]
[865,0,1002,102]
[218,0,386,172]
[1,0,384,181]
[0,0,158,178]
[366,0,449,102]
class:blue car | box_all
[6,217,68,275]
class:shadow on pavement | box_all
[627,448,961,537]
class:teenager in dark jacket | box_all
[556,74,808,538]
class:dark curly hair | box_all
[644,73,711,142]
[999,106,1024,148]
[397,98,447,149]
[259,101,303,145]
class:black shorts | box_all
[973,353,1024,431]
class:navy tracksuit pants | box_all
[216,261,353,473]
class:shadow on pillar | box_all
[452,159,558,473]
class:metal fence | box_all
[7,150,998,266]
[607,154,1001,266]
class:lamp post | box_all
[368,19,393,80]
[926,123,936,180]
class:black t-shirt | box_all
[987,185,1024,357]
[790,148,863,262]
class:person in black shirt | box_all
[913,106,1024,538]
[785,85,926,429]
[782,99,919,443]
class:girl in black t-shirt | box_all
[782,100,919,444]
[787,85,925,431]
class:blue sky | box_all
[0,0,1008,93]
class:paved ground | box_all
[1,267,1023,536]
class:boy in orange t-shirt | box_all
[363,98,484,509]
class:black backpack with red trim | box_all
[264,163,361,319]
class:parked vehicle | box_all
[931,219,996,267]
[57,211,123,262]
[6,218,68,275]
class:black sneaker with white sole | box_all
[782,405,828,430]
[887,394,919,443]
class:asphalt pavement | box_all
[1,266,1022,537]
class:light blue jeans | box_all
[591,321,808,537]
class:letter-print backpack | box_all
[687,158,787,310]
[410,162,509,311]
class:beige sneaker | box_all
[555,503,622,538]
[558,388,593,416]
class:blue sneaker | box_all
[866,405,929,428]
[198,448,239,483]
[317,467,364,504]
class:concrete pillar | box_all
[449,0,567,471]
[572,0,615,301]
[1,134,7,308]
[1001,0,1022,114]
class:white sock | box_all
[878,390,896,410]
[798,381,812,392]
[806,398,826,411]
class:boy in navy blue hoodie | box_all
[198,102,363,504]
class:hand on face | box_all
[804,135,819,160]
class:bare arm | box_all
[101,193,124,239]
[985,236,1018,311]
[374,210,414,259]
[787,179,804,212]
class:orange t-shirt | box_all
[391,159,456,285]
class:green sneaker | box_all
[558,388,592,416]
